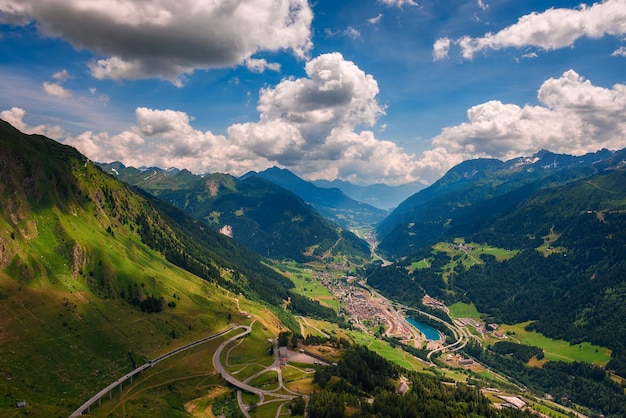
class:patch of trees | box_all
[139,295,163,313]
[465,343,626,417]
[121,283,163,313]
[314,345,398,394]
[490,341,543,363]
[211,391,245,418]
[288,292,340,323]
[366,264,425,307]
[278,331,292,347]
[303,334,351,349]
[289,396,305,416]
[309,346,533,418]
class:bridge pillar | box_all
[98,397,101,406]
[109,390,112,400]
[119,382,123,392]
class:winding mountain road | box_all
[212,324,295,401]
[70,325,235,417]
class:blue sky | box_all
[1,0,625,185]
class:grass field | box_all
[83,335,230,417]
[448,302,482,319]
[536,229,567,256]
[498,321,611,366]
[335,329,427,372]
[272,261,340,311]
[0,206,242,416]
[224,322,275,372]
[248,370,280,390]
[416,240,518,282]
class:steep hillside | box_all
[241,166,388,228]
[0,120,331,415]
[377,149,620,257]
[100,164,370,262]
[368,164,626,377]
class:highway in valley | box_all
[211,324,295,401]
[70,325,235,417]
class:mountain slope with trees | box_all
[368,162,626,378]
[100,163,370,262]
[0,120,335,415]
[377,149,620,257]
[242,166,388,228]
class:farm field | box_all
[448,302,481,319]
[273,261,339,311]
[409,240,518,280]
[433,239,518,268]
[498,322,611,366]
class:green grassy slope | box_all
[0,120,301,415]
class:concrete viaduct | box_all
[69,325,235,417]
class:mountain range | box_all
[98,163,371,262]
[241,166,388,228]
[377,148,623,256]
[312,178,424,211]
[3,116,626,416]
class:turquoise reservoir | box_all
[406,317,441,341]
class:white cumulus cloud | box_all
[57,53,426,185]
[52,69,70,82]
[245,58,281,73]
[0,0,313,85]
[433,37,451,61]
[368,14,383,24]
[0,107,65,139]
[416,70,626,179]
[42,82,73,99]
[612,46,626,56]
[440,0,626,59]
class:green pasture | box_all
[278,262,339,311]
[282,365,311,383]
[344,330,426,372]
[248,370,280,390]
[252,400,294,418]
[528,400,571,418]
[296,317,330,338]
[0,208,241,416]
[498,322,611,366]
[412,240,518,283]
[536,229,567,256]
[448,302,482,319]
[80,336,229,417]
[409,259,430,271]
[223,323,275,370]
